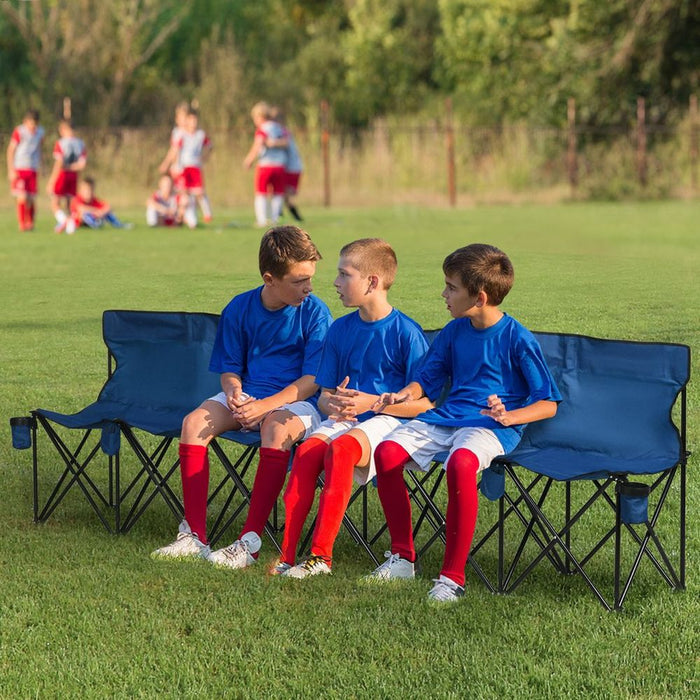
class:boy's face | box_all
[78,182,93,200]
[442,273,480,319]
[24,118,37,133]
[185,114,198,132]
[334,255,372,308]
[263,260,316,307]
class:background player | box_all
[47,119,87,233]
[6,109,44,232]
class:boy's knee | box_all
[374,440,409,474]
[181,409,213,444]
[260,411,302,450]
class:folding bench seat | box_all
[409,332,691,610]
[12,310,269,540]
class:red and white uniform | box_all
[10,124,44,196]
[176,129,210,192]
[255,120,287,195]
[51,136,86,197]
[283,128,303,193]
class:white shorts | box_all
[312,414,403,485]
[383,420,505,473]
[208,393,322,440]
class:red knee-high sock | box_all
[240,447,291,540]
[375,440,415,562]
[17,202,26,230]
[179,443,210,544]
[27,201,35,227]
[311,434,364,561]
[281,438,329,564]
[440,449,480,587]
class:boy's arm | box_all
[6,140,16,180]
[327,379,431,422]
[159,144,178,174]
[480,396,558,427]
[243,135,265,169]
[69,155,87,172]
[46,158,62,193]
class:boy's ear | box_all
[262,271,274,286]
[475,290,488,308]
[366,274,380,293]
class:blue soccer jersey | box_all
[416,314,561,452]
[315,308,429,422]
[209,287,332,404]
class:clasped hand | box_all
[326,376,376,422]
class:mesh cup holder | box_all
[10,416,34,450]
[617,481,650,525]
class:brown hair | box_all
[340,238,398,289]
[259,225,322,278]
[442,244,514,305]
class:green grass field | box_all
[1,202,698,698]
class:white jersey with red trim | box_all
[177,129,210,168]
[11,124,45,170]
[256,120,287,167]
[53,136,86,169]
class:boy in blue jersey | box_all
[152,226,333,567]
[367,243,561,602]
[276,239,433,578]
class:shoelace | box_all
[303,554,329,571]
[430,578,462,600]
[223,540,248,560]
[379,551,401,572]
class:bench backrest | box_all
[99,309,221,416]
[511,332,690,479]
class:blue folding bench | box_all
[409,332,691,610]
[11,310,274,546]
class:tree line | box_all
[1,0,698,132]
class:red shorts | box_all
[285,171,301,194]
[255,165,286,195]
[11,170,37,197]
[182,167,204,192]
[52,171,78,197]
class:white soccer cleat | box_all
[151,520,210,559]
[207,531,261,570]
[281,555,332,579]
[364,551,415,581]
[427,575,465,603]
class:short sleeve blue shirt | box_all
[209,287,332,405]
[315,308,429,422]
[416,314,561,452]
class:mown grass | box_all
[0,202,698,698]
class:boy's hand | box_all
[232,398,270,430]
[225,388,254,412]
[371,392,409,413]
[480,394,514,426]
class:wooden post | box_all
[445,97,456,207]
[690,95,698,194]
[636,97,647,187]
[320,100,331,207]
[567,97,578,195]
[63,96,72,120]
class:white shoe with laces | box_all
[427,575,465,603]
[364,551,415,581]
[151,520,210,559]
[282,555,332,579]
[207,531,261,569]
[269,559,293,576]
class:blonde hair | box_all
[339,238,397,289]
[251,101,271,121]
